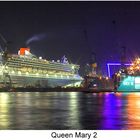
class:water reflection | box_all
[68,92,81,129]
[0,93,10,129]
[0,92,140,129]
[101,93,123,129]
[126,93,140,129]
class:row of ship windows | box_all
[3,67,74,75]
[7,65,73,74]
[7,60,75,71]
[6,62,73,72]
[8,57,76,68]
[6,70,75,79]
[9,57,49,64]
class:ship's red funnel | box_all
[19,48,30,55]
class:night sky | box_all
[0,1,140,75]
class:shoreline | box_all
[0,87,126,93]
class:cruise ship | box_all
[0,48,83,89]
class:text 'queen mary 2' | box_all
[0,48,83,88]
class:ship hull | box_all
[0,74,82,88]
[117,75,140,92]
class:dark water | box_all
[0,92,140,130]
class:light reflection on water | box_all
[0,92,140,129]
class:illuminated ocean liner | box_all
[0,48,82,88]
[115,58,140,91]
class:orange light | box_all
[91,63,97,68]
[136,60,140,64]
[117,73,120,77]
[130,66,133,69]
[136,66,139,69]
[99,76,102,80]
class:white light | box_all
[18,71,21,75]
[135,77,140,84]
[39,56,42,59]
[12,71,15,74]
[93,84,97,87]
[55,74,57,78]
[106,77,109,80]
[72,65,75,69]
[46,74,48,77]
[26,72,29,75]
